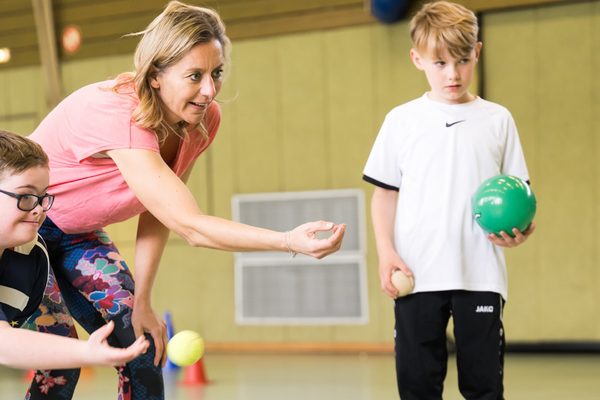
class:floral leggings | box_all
[27,217,164,400]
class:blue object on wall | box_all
[371,0,412,24]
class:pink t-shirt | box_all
[29,80,220,233]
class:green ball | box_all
[472,175,536,237]
[167,330,204,367]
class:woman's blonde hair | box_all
[113,1,230,143]
[409,1,479,59]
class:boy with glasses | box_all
[0,130,149,398]
[0,188,54,212]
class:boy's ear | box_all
[410,48,424,70]
[474,42,483,62]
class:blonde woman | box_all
[29,2,345,399]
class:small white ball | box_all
[391,270,415,297]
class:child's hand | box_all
[87,321,149,367]
[488,222,536,248]
[379,253,413,299]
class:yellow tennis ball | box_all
[167,330,205,367]
[391,270,415,298]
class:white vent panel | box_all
[233,189,367,325]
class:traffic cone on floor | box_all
[79,367,95,380]
[181,357,209,385]
[23,369,35,381]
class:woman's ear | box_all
[150,74,160,89]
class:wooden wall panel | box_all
[324,26,383,342]
[485,1,599,341]
[225,5,373,39]
[208,65,237,218]
[594,0,600,341]
[274,31,335,344]
[535,2,596,340]
[279,33,330,192]
[0,0,576,70]
[324,26,376,189]
[228,39,283,194]
[459,0,573,11]
[214,0,363,21]
[0,1,36,68]
[0,0,373,69]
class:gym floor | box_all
[1,352,599,399]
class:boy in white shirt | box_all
[363,2,535,398]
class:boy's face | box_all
[0,166,50,250]
[410,43,482,104]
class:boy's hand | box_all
[379,252,413,299]
[488,222,536,248]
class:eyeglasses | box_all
[0,188,55,212]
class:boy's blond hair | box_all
[0,130,48,179]
[409,1,479,58]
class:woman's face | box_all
[151,39,225,128]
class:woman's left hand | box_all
[488,222,536,248]
[131,301,168,367]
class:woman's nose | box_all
[200,76,216,100]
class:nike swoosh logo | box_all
[445,120,466,127]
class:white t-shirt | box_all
[363,93,529,300]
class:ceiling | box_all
[0,0,575,70]
[0,0,373,70]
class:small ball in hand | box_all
[391,270,415,298]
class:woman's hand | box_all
[131,301,167,367]
[287,221,346,259]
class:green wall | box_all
[1,0,598,346]
[484,0,600,341]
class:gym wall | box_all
[0,0,597,349]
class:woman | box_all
[29,2,345,399]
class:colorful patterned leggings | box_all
[27,217,164,400]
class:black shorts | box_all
[394,290,505,400]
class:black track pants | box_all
[394,290,505,400]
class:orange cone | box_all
[23,369,36,381]
[181,357,209,385]
[79,367,95,380]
